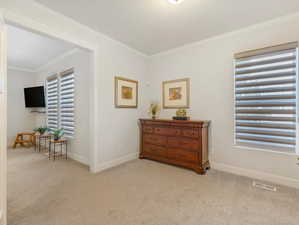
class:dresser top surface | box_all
[140,118,210,126]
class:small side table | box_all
[35,134,52,152]
[49,139,68,160]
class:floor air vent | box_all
[253,181,277,192]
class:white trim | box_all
[94,152,139,173]
[212,161,299,189]
[68,152,89,165]
[35,48,79,72]
[7,65,35,73]
[0,16,7,225]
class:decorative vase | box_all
[152,114,156,120]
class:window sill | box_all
[233,144,297,156]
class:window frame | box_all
[46,68,75,139]
[233,43,299,155]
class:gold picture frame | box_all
[163,78,190,109]
[115,77,138,108]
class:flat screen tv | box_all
[24,86,46,108]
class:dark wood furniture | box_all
[49,139,68,160]
[139,119,210,174]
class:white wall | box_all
[96,38,148,169]
[35,48,92,164]
[7,69,37,146]
[148,13,299,186]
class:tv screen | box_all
[24,86,46,108]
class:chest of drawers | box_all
[139,119,210,174]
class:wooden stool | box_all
[13,132,35,148]
[49,139,68,160]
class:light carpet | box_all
[8,148,299,225]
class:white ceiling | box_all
[35,0,299,55]
[8,24,76,71]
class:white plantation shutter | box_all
[234,42,298,153]
[46,76,59,131]
[59,69,75,137]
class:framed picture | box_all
[115,77,138,108]
[163,78,190,109]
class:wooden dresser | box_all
[139,119,210,174]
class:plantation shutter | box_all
[234,42,298,152]
[59,68,75,137]
[46,76,59,131]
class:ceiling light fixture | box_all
[168,0,185,4]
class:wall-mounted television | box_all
[24,86,46,108]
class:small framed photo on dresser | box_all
[163,78,190,109]
[115,76,138,108]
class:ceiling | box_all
[35,0,299,55]
[8,24,76,71]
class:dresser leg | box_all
[194,167,206,175]
[139,154,145,159]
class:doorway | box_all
[0,15,97,225]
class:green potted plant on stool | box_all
[34,126,49,135]
[51,128,65,141]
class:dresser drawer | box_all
[143,144,167,157]
[169,148,198,162]
[182,129,200,138]
[154,127,180,136]
[167,137,199,150]
[143,126,153,133]
[144,134,167,146]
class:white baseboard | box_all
[212,162,299,189]
[68,152,89,165]
[94,152,139,173]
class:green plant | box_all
[34,126,49,135]
[51,128,64,141]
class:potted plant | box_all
[149,103,160,120]
[34,126,49,135]
[51,128,65,141]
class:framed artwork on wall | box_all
[163,78,190,109]
[115,77,138,108]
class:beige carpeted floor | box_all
[8,148,299,225]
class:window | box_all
[46,76,59,131]
[234,42,298,153]
[59,69,75,137]
[46,68,75,138]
